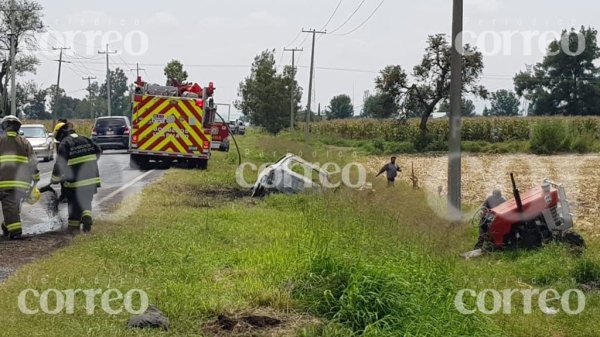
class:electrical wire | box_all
[320,0,344,30]
[328,0,368,34]
[333,0,386,36]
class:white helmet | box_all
[1,115,22,129]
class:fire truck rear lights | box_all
[196,99,204,108]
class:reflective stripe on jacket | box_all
[0,131,40,191]
[51,132,102,190]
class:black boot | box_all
[8,231,23,240]
[82,215,93,233]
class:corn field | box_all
[310,117,600,143]
[24,119,95,137]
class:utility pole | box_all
[130,63,145,78]
[448,0,464,221]
[98,44,118,116]
[8,0,17,116]
[82,76,97,119]
[283,47,303,129]
[302,28,326,143]
[52,47,71,123]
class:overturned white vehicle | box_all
[251,154,330,197]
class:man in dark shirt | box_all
[376,157,402,187]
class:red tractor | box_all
[477,174,585,251]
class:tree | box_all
[235,50,301,134]
[99,68,129,117]
[514,26,600,116]
[16,80,49,119]
[0,0,44,115]
[375,34,486,134]
[486,89,520,116]
[164,60,188,85]
[326,94,354,120]
[438,98,476,117]
[362,93,396,119]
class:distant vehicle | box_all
[228,120,239,134]
[92,116,131,150]
[21,124,54,162]
[237,120,246,135]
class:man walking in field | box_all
[376,156,402,187]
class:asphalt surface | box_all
[9,150,164,235]
[0,150,164,283]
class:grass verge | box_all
[0,131,598,336]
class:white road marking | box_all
[95,170,156,206]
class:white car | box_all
[21,124,55,162]
[252,154,329,197]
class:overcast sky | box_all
[25,0,600,119]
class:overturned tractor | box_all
[475,173,585,251]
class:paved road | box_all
[0,150,164,282]
[9,150,164,235]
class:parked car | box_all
[228,120,239,134]
[237,120,246,135]
[21,124,54,162]
[91,116,131,150]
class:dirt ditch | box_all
[203,309,319,337]
[0,232,73,283]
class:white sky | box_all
[23,0,600,118]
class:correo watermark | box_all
[18,288,149,315]
[455,288,586,315]
[235,161,369,190]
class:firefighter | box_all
[51,122,102,233]
[376,156,402,187]
[0,116,40,240]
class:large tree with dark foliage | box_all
[375,34,486,134]
[485,89,521,116]
[514,26,600,116]
[326,94,354,120]
[0,0,44,116]
[236,50,302,134]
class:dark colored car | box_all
[91,116,131,150]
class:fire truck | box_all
[129,77,216,170]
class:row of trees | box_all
[14,68,130,120]
[235,27,600,134]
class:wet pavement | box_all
[0,150,164,282]
[18,150,163,235]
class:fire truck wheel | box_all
[197,159,208,170]
[130,155,149,170]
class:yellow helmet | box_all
[26,187,41,205]
[53,122,66,142]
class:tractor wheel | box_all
[562,231,586,248]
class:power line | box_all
[328,0,368,34]
[332,0,386,36]
[320,0,344,30]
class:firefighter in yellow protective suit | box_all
[51,122,102,233]
[0,116,40,240]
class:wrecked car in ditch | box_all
[251,154,329,197]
